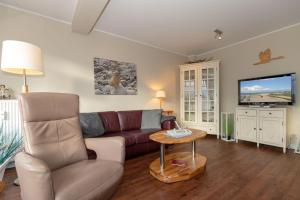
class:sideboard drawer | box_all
[201,126,216,135]
[259,110,283,118]
[236,109,257,117]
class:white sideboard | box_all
[236,107,286,153]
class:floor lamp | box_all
[0,40,43,186]
[1,40,44,93]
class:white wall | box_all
[192,25,300,139]
[0,6,187,113]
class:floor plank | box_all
[1,136,300,200]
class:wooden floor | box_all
[1,136,300,200]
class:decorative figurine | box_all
[0,85,12,99]
[3,88,10,99]
[0,85,5,99]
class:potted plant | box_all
[0,123,22,192]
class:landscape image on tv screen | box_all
[240,76,292,103]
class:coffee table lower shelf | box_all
[149,152,207,183]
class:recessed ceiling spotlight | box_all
[214,29,223,40]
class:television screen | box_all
[239,73,295,105]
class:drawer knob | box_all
[269,112,272,115]
[245,112,248,114]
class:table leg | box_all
[160,143,165,172]
[192,141,196,160]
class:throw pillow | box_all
[141,109,162,129]
[79,112,105,138]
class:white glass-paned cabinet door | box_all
[199,65,216,124]
[181,67,197,123]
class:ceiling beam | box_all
[72,0,110,34]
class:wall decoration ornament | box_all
[253,48,284,65]
[94,58,137,95]
[0,85,12,99]
[186,57,214,64]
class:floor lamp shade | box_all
[1,40,44,92]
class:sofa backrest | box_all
[98,111,121,133]
[117,110,142,131]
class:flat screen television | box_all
[238,73,296,105]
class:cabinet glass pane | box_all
[208,90,214,101]
[184,92,189,101]
[208,112,214,122]
[190,80,195,89]
[202,80,208,88]
[202,112,208,122]
[208,79,214,89]
[208,101,214,111]
[202,69,207,79]
[208,68,214,79]
[184,81,188,89]
[202,101,207,111]
[190,112,195,121]
[184,112,189,121]
[202,93,208,101]
[190,70,195,80]
[184,102,189,111]
[190,92,195,101]
[190,102,195,111]
[184,71,189,80]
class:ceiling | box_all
[1,0,300,56]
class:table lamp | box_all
[1,40,43,93]
[156,90,166,109]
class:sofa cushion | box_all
[141,109,162,129]
[102,132,136,146]
[123,129,160,144]
[104,129,159,147]
[79,113,105,138]
[98,112,121,133]
[121,133,136,146]
[117,110,142,131]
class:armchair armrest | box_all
[15,152,54,200]
[85,136,125,164]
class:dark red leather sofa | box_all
[85,110,176,159]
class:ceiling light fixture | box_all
[214,29,223,40]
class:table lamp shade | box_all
[156,90,166,109]
[156,90,166,98]
[1,40,43,75]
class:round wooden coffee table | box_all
[149,129,207,183]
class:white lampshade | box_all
[1,40,43,75]
[156,90,166,98]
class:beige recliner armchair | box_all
[15,93,125,200]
